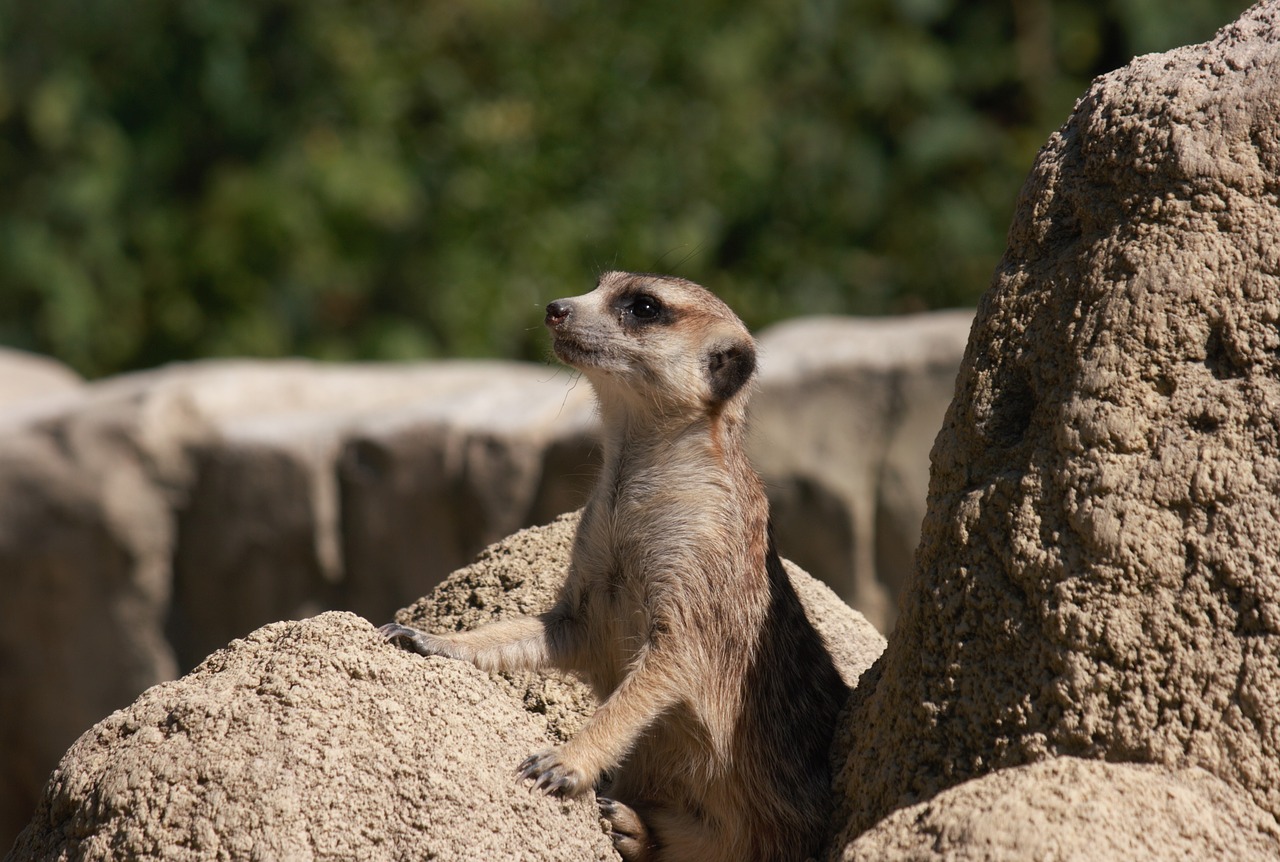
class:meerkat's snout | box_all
[544,295,596,371]
[545,299,572,328]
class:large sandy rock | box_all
[9,518,882,861]
[0,359,596,853]
[834,0,1280,848]
[752,312,971,631]
[6,611,616,862]
[843,758,1280,860]
[0,376,194,853]
[0,433,170,853]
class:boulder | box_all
[0,358,597,853]
[166,360,596,667]
[0,348,81,409]
[6,612,616,862]
[335,366,597,627]
[0,376,192,853]
[752,311,971,631]
[842,758,1280,860]
[833,0,1280,847]
[9,518,883,861]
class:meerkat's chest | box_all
[570,440,742,608]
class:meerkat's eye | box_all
[629,294,661,320]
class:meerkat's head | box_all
[545,271,757,420]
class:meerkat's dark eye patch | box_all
[629,294,661,319]
[706,341,756,402]
[617,292,672,327]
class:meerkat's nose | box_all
[545,300,572,328]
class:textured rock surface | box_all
[0,375,192,854]
[335,367,597,627]
[0,358,598,854]
[393,512,887,745]
[752,311,971,632]
[833,0,1280,845]
[7,612,616,862]
[841,758,1280,861]
[167,360,596,666]
[9,517,882,862]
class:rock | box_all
[841,758,1280,861]
[0,378,193,855]
[395,513,600,743]
[0,348,81,409]
[167,359,596,668]
[0,432,176,853]
[336,365,597,627]
[6,612,616,862]
[8,517,881,861]
[0,358,597,853]
[751,311,972,632]
[393,512,886,744]
[833,0,1280,847]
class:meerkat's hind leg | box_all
[598,798,656,862]
[634,805,743,862]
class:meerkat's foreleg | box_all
[518,644,685,796]
[379,603,579,674]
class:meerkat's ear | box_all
[706,340,757,403]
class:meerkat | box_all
[380,271,848,862]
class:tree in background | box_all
[0,0,1248,376]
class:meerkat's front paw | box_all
[378,623,456,659]
[517,746,593,797]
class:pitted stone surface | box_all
[842,758,1280,860]
[833,0,1280,845]
[7,612,615,862]
[8,516,883,861]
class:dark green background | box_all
[0,0,1250,377]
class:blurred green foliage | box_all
[0,0,1250,376]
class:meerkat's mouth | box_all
[551,333,605,369]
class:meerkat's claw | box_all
[517,747,589,797]
[516,753,544,790]
[378,622,453,659]
[378,622,420,647]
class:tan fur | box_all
[381,272,848,862]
